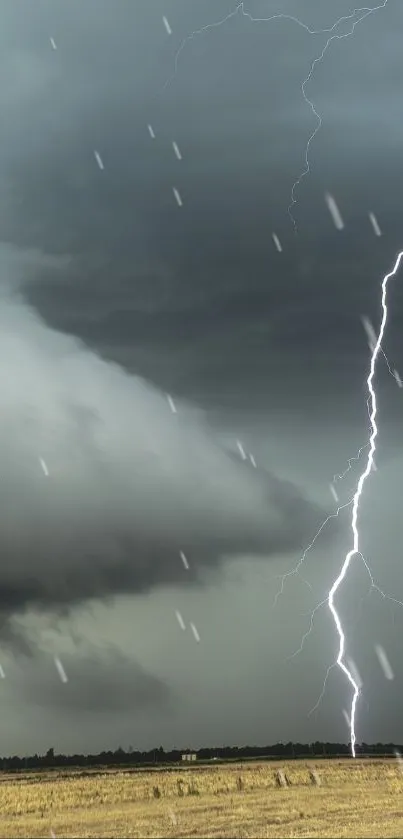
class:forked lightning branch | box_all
[162,1,403,756]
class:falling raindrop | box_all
[325,192,344,230]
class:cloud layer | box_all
[0,244,334,633]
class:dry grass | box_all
[1,758,403,837]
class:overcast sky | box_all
[0,0,403,756]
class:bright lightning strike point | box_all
[328,250,403,758]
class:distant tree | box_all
[0,739,399,770]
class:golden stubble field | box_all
[1,758,402,838]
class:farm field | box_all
[0,758,402,838]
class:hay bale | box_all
[275,769,290,788]
[309,770,321,787]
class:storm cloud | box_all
[0,0,402,755]
[0,243,333,627]
[17,649,169,713]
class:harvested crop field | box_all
[1,758,402,838]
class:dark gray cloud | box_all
[28,652,169,714]
[3,0,399,418]
[4,643,170,714]
[0,0,402,753]
[0,243,334,627]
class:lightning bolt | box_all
[287,1,389,230]
[276,252,403,757]
[332,330,399,487]
[328,251,403,757]
[162,1,389,229]
[162,0,398,757]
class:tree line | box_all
[0,741,401,770]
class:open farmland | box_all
[1,758,403,838]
